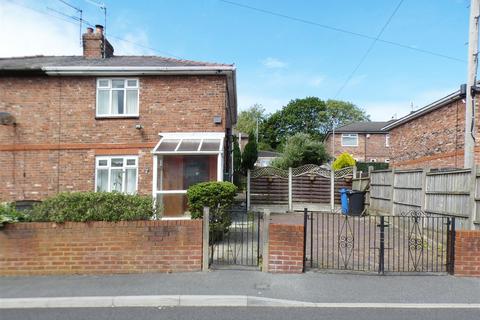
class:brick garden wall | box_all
[268,224,304,273]
[454,230,480,277]
[0,220,202,276]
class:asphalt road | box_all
[1,307,479,320]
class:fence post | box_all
[288,167,293,212]
[330,168,335,211]
[390,169,396,215]
[468,165,477,230]
[353,166,357,179]
[247,169,251,211]
[421,168,429,214]
[262,209,270,273]
[202,207,210,272]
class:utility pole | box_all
[464,0,480,169]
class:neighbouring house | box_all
[324,121,394,163]
[382,88,478,169]
[0,25,237,218]
[255,150,282,167]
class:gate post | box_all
[262,209,270,272]
[378,216,385,275]
[288,167,293,212]
[247,169,251,211]
[202,207,210,272]
[447,217,456,275]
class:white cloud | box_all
[0,2,80,57]
[262,57,287,69]
[0,1,152,57]
[308,76,324,88]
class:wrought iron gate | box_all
[304,209,456,274]
[209,208,262,268]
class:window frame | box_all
[95,156,139,194]
[96,78,140,118]
[385,134,390,147]
[341,133,358,147]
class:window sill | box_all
[96,116,140,120]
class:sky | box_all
[0,0,472,121]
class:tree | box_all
[262,97,326,149]
[261,97,369,150]
[271,133,330,169]
[236,104,265,138]
[322,99,370,136]
[241,132,258,172]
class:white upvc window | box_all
[385,134,390,147]
[95,156,138,194]
[96,78,139,117]
[385,158,390,163]
[341,133,358,147]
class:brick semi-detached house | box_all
[0,25,237,218]
[382,88,480,169]
[324,121,393,163]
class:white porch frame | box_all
[151,132,225,219]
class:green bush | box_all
[272,133,329,169]
[187,181,237,239]
[356,161,389,172]
[332,152,356,170]
[0,203,29,226]
[27,192,154,223]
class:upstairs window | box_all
[385,134,390,147]
[95,156,138,194]
[341,133,358,147]
[96,79,139,117]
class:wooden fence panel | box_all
[369,170,392,214]
[250,176,288,204]
[425,170,471,217]
[393,170,423,215]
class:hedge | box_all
[27,192,154,223]
[356,162,389,172]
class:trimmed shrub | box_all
[187,181,237,239]
[332,152,356,170]
[28,192,154,223]
[241,132,258,173]
[0,203,28,226]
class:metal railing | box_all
[304,209,457,274]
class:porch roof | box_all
[152,132,224,154]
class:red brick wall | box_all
[454,230,480,277]
[0,75,228,201]
[325,132,391,162]
[0,220,202,276]
[268,224,304,273]
[389,100,467,169]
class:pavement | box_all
[0,270,479,307]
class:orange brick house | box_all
[0,25,237,218]
[382,88,480,169]
[324,121,393,163]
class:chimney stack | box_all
[82,25,114,59]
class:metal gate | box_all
[209,208,262,268]
[304,209,457,274]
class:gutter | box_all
[42,65,236,76]
[382,90,463,131]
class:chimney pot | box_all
[95,24,104,35]
[86,27,94,34]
